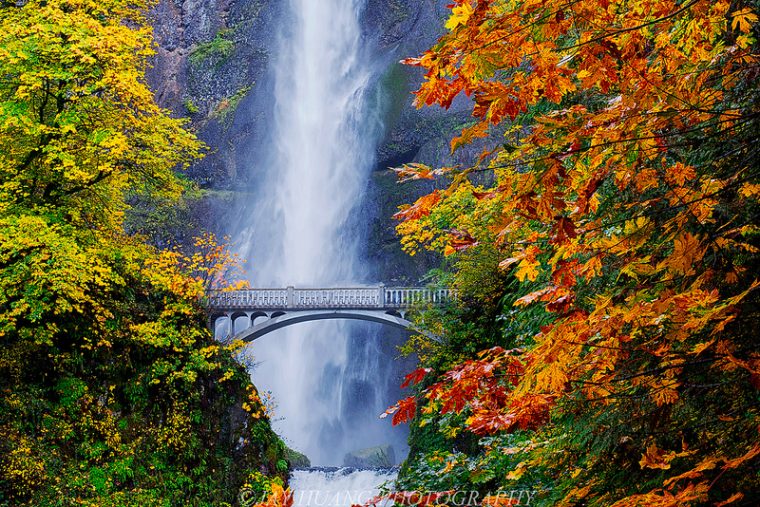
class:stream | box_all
[290,468,397,507]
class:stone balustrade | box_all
[207,285,452,311]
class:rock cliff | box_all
[146,0,467,282]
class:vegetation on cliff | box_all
[384,0,760,505]
[0,1,286,505]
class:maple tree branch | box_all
[574,0,703,47]
[531,0,704,58]
[454,0,588,52]
[59,169,115,198]
[613,358,717,383]
[473,109,760,176]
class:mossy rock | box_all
[343,445,396,468]
[284,447,311,468]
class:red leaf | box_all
[468,410,516,435]
[551,216,577,244]
[393,192,441,221]
[400,57,424,67]
[448,228,478,251]
[380,396,417,426]
[472,190,497,200]
[514,286,554,307]
[393,396,417,425]
[401,367,432,389]
[392,163,436,182]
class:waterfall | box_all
[234,0,408,467]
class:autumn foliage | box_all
[391,0,760,505]
[0,0,286,504]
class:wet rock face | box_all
[148,0,280,188]
[147,0,466,280]
[362,0,424,49]
[148,0,462,188]
[149,0,235,112]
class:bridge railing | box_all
[293,287,381,308]
[207,286,453,310]
[383,287,452,308]
[206,289,289,308]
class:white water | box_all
[235,0,407,467]
[290,468,396,507]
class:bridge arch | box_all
[207,285,452,343]
[233,309,438,342]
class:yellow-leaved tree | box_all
[0,0,200,227]
[0,1,287,504]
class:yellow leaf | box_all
[639,442,695,469]
[662,233,703,275]
[739,182,760,197]
[505,461,526,480]
[515,257,540,282]
[722,443,760,470]
[652,381,680,407]
[445,2,474,31]
[582,255,603,279]
[732,8,758,33]
[441,460,456,474]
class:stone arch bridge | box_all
[207,285,452,342]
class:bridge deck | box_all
[207,285,452,311]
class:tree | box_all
[392,0,760,505]
[0,0,200,229]
[0,1,286,504]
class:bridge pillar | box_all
[377,283,385,308]
[287,286,295,308]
